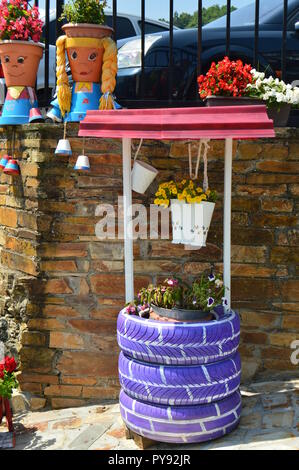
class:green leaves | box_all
[0,370,19,400]
[60,0,107,25]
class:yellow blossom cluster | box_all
[154,179,215,207]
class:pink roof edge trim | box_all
[79,105,275,140]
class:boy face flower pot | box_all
[0,1,44,125]
[0,41,43,88]
[49,0,120,123]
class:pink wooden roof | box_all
[79,105,275,140]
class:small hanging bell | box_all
[4,159,20,176]
[74,155,90,171]
[55,139,72,156]
[0,155,10,170]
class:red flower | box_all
[0,0,43,41]
[0,356,17,378]
[197,56,253,99]
[5,356,17,373]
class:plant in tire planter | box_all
[135,275,226,321]
[246,69,299,126]
[0,0,44,125]
[47,0,120,123]
[154,179,217,246]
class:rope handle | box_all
[133,139,143,163]
[63,121,67,140]
[188,139,210,191]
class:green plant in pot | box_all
[136,274,226,321]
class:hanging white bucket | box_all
[171,200,215,246]
[132,160,158,194]
[189,201,215,248]
[131,139,158,194]
[170,200,194,245]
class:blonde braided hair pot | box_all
[99,36,118,110]
[56,35,72,117]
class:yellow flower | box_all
[186,195,192,203]
[202,194,207,201]
[196,187,203,193]
[154,198,160,205]
[189,181,194,189]
[178,193,185,201]
[171,187,178,195]
[194,196,202,203]
[161,199,170,207]
[206,189,211,196]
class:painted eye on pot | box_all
[17,57,25,64]
[4,56,10,63]
[88,52,97,61]
[71,51,78,60]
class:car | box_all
[116,0,299,104]
[44,10,177,45]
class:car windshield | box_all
[205,0,283,28]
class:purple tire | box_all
[119,351,241,406]
[117,307,240,366]
[120,388,242,444]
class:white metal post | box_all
[122,138,134,303]
[223,138,233,310]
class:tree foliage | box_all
[160,4,237,29]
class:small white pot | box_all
[131,160,158,194]
[55,139,72,156]
[74,154,90,171]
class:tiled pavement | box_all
[1,379,299,450]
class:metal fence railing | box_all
[39,0,292,109]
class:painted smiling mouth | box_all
[79,72,89,76]
[8,73,25,77]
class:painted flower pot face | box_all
[0,41,43,87]
[67,45,104,83]
[62,23,112,84]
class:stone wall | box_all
[0,123,298,409]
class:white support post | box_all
[122,138,134,303]
[223,138,233,310]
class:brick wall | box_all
[0,123,298,409]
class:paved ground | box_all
[1,379,299,450]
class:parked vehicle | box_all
[116,0,299,104]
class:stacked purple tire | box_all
[117,307,241,444]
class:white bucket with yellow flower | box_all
[154,140,216,247]
[131,139,159,194]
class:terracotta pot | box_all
[0,40,44,88]
[62,23,113,84]
[62,23,113,39]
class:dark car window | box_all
[206,0,285,27]
[138,21,169,34]
[105,15,136,40]
[288,7,299,30]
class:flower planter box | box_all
[151,304,211,321]
[205,96,291,127]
